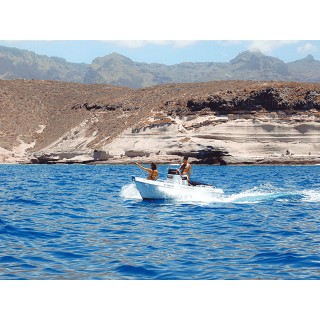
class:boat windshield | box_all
[167,168,179,175]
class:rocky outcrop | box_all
[185,87,320,115]
[0,79,320,165]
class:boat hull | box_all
[132,176,223,200]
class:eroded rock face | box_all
[186,87,320,114]
[1,79,320,164]
[102,113,320,165]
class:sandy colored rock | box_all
[0,79,320,165]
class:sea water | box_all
[0,164,320,279]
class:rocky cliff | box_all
[1,79,319,165]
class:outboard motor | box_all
[166,169,189,186]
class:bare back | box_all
[147,169,158,180]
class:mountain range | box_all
[1,45,320,88]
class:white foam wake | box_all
[120,183,320,204]
[301,189,320,202]
[120,183,142,199]
[158,185,224,203]
[219,185,291,204]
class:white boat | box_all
[132,168,224,200]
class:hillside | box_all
[1,45,320,87]
[1,79,320,165]
[287,54,320,82]
[0,45,87,82]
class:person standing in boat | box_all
[178,156,192,179]
[135,162,159,181]
[178,156,198,186]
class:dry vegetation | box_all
[1,79,320,160]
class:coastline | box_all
[1,155,319,166]
[1,80,320,167]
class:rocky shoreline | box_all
[1,80,320,166]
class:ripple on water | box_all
[115,264,160,279]
[0,164,320,280]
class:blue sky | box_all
[0,40,319,65]
[1,1,319,66]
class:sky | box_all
[1,0,319,66]
[0,40,319,65]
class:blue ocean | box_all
[0,164,319,280]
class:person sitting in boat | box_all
[135,162,159,181]
[178,156,192,180]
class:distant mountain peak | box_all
[228,50,289,77]
[290,54,318,64]
[229,50,266,64]
[93,52,133,65]
[303,54,315,62]
[109,52,129,59]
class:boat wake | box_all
[120,183,142,200]
[120,183,320,204]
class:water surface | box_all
[0,164,319,279]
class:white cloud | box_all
[109,41,149,48]
[171,41,199,48]
[219,40,243,47]
[248,40,300,54]
[109,40,198,49]
[297,42,318,55]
